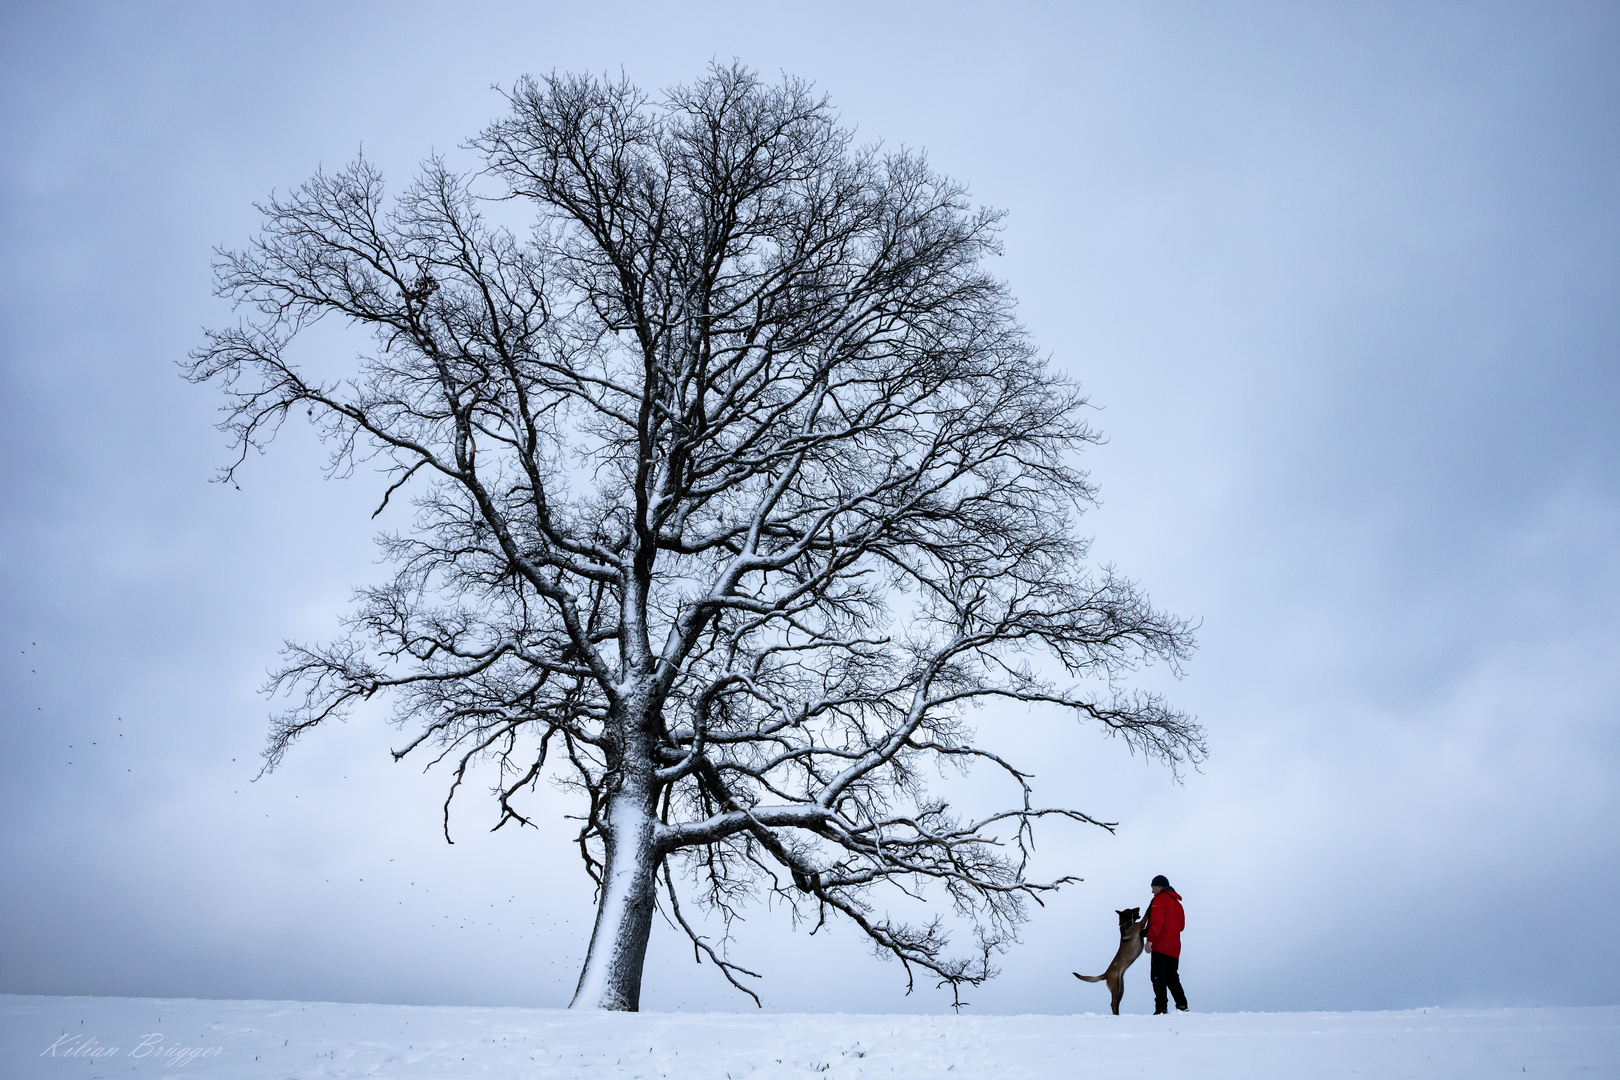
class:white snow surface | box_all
[5,995,1615,1078]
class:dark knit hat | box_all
[1151,875,1171,889]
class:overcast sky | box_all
[3,1,1617,1016]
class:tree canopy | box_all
[188,63,1203,1010]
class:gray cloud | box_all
[3,1,1616,1014]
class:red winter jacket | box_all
[1145,890,1185,958]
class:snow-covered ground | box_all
[4,995,1615,1079]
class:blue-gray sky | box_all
[3,1,1617,1015]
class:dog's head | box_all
[1115,907,1142,932]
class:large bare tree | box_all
[188,64,1203,1011]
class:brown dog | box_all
[1073,907,1148,1015]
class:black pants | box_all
[1150,951,1187,1013]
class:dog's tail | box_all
[1073,972,1107,982]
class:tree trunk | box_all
[569,784,660,1010]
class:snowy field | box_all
[4,995,1615,1079]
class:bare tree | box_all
[187,64,1203,1012]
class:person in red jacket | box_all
[1143,874,1188,1014]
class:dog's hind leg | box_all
[1108,974,1123,1016]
